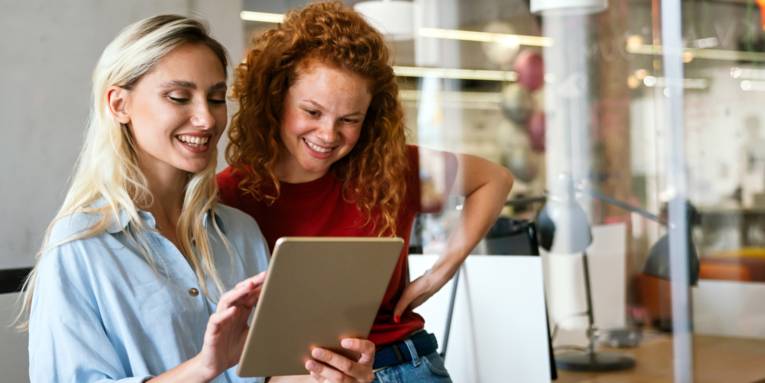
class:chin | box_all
[181,162,212,175]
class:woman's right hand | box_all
[194,272,267,380]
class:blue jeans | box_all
[373,337,453,383]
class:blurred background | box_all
[2,0,765,382]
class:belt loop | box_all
[403,338,421,367]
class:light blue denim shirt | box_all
[28,203,269,383]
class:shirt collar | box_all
[91,198,224,234]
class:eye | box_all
[167,91,191,104]
[341,117,361,124]
[303,108,320,117]
[208,98,226,105]
[168,95,190,104]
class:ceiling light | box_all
[730,67,765,80]
[393,66,517,82]
[627,43,765,63]
[741,80,765,92]
[354,1,414,40]
[419,27,551,47]
[240,11,284,23]
[530,0,608,15]
[642,75,709,90]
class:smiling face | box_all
[275,60,372,183]
[113,43,227,181]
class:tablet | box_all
[237,236,404,377]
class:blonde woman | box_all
[20,15,374,383]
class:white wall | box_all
[0,1,244,381]
[0,0,244,270]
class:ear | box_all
[106,86,131,124]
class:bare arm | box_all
[394,148,514,318]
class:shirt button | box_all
[188,287,200,297]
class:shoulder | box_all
[214,203,270,270]
[47,211,103,246]
[214,203,267,247]
[215,203,260,231]
[36,213,112,296]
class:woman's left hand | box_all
[392,266,453,323]
[304,338,376,382]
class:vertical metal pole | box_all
[581,252,596,358]
[660,1,694,382]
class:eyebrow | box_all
[301,99,365,117]
[161,80,227,92]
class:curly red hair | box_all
[226,1,409,236]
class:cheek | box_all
[213,108,227,130]
[344,126,363,147]
[281,112,305,139]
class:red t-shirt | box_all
[217,145,457,346]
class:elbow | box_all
[500,166,515,194]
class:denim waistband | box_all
[373,331,438,369]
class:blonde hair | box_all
[17,15,231,329]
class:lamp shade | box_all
[644,234,701,285]
[353,0,414,40]
[643,200,701,285]
[536,197,592,254]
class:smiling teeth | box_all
[304,139,332,153]
[177,135,209,146]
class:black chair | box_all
[0,267,32,294]
[440,218,558,380]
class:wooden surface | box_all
[556,334,765,383]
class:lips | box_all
[302,137,337,159]
[176,134,213,153]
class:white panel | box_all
[693,280,765,339]
[410,255,552,383]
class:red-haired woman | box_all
[217,2,514,381]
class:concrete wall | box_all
[0,1,244,381]
[0,0,244,269]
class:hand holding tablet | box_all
[237,237,404,377]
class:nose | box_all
[315,118,338,143]
[190,101,217,130]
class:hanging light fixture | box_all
[530,0,607,15]
[353,0,415,40]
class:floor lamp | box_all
[537,188,700,372]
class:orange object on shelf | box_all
[758,0,765,30]
[700,247,765,282]
[699,262,752,281]
[636,273,672,327]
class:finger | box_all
[217,284,252,311]
[340,338,375,365]
[250,271,267,286]
[311,348,354,376]
[220,280,262,312]
[305,359,345,382]
[207,306,238,336]
[233,273,268,307]
[393,286,417,322]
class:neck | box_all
[138,159,188,231]
[275,154,328,184]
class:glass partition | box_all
[240,0,765,381]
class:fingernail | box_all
[305,360,315,370]
[311,348,324,359]
[394,315,400,323]
[341,338,353,348]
